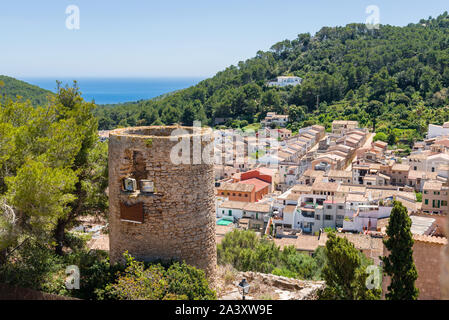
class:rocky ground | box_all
[216,265,325,300]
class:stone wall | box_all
[108,126,217,286]
[413,237,446,299]
[383,235,447,300]
[441,214,449,299]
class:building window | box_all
[315,215,320,220]
[425,199,429,205]
[442,201,448,206]
[337,215,344,220]
[325,215,332,220]
[327,205,332,210]
[245,194,248,197]
[338,205,344,210]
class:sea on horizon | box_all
[20,77,204,105]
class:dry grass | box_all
[218,264,238,286]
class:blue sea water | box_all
[20,77,204,105]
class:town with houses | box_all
[211,114,449,299]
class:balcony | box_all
[301,202,317,209]
[300,208,315,219]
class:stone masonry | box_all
[108,126,217,286]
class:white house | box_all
[261,112,289,128]
[343,205,393,232]
[427,123,449,139]
[425,153,449,173]
[216,200,271,222]
[267,76,302,87]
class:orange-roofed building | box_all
[239,178,271,201]
[238,168,273,184]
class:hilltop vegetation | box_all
[0,75,53,106]
[95,12,449,146]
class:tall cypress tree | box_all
[381,201,419,300]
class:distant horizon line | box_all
[16,75,209,80]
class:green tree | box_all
[0,83,107,257]
[387,132,397,146]
[365,100,383,132]
[288,105,306,123]
[319,233,381,300]
[381,201,419,300]
[181,103,196,126]
[50,83,106,255]
[373,132,388,143]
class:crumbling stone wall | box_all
[108,126,217,285]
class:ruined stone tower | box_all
[108,126,217,284]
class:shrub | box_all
[101,252,216,300]
[373,132,388,142]
[217,230,323,280]
[0,238,67,295]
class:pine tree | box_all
[381,201,419,300]
[319,232,381,300]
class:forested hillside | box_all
[95,12,449,144]
[0,75,53,106]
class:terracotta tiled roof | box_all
[374,140,388,148]
[303,169,325,178]
[284,193,301,201]
[219,201,248,210]
[413,234,448,245]
[218,182,254,192]
[244,202,271,213]
[312,181,340,192]
[423,180,443,191]
[239,178,270,192]
[346,193,367,202]
[283,205,297,214]
[328,170,352,179]
[391,163,410,171]
[433,139,449,148]
[291,185,313,193]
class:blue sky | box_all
[1,0,448,78]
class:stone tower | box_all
[108,126,217,284]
